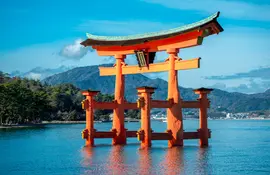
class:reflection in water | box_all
[81,146,94,167]
[81,146,96,174]
[81,145,211,175]
[107,145,128,175]
[137,148,152,175]
[160,147,184,175]
[195,148,211,175]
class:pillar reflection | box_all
[107,145,128,175]
[160,147,184,175]
[195,148,211,175]
[80,145,211,175]
[81,146,95,167]
[81,146,96,175]
[137,148,152,175]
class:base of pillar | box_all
[112,138,127,145]
[140,143,152,148]
[199,140,209,148]
[168,140,183,147]
[86,139,94,147]
[112,129,127,145]
[199,143,209,148]
[198,128,209,148]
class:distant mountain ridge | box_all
[10,66,74,80]
[43,64,270,113]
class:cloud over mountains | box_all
[205,67,270,94]
[205,67,270,80]
[10,66,74,80]
[59,39,93,60]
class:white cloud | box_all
[25,72,42,80]
[141,0,270,21]
[59,39,90,60]
[0,39,104,73]
[208,78,270,94]
[102,56,115,63]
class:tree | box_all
[94,93,114,121]
[126,109,141,119]
[0,72,124,124]
[0,71,11,84]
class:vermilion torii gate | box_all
[80,12,223,148]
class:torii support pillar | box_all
[194,88,213,147]
[112,54,127,145]
[81,90,99,147]
[166,48,184,147]
[137,86,155,148]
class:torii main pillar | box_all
[112,54,127,145]
[166,48,184,147]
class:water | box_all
[0,120,270,175]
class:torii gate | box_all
[80,12,223,148]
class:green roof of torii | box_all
[81,12,223,46]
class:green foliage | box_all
[0,74,83,124]
[94,93,114,121]
[0,79,50,124]
[0,73,122,124]
[125,109,140,119]
[0,71,11,84]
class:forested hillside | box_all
[43,65,270,113]
[0,71,139,124]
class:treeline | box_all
[0,72,139,125]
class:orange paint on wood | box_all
[81,90,99,147]
[99,58,200,76]
[151,132,173,140]
[181,101,200,108]
[123,102,138,109]
[151,100,173,108]
[94,131,116,138]
[93,101,117,109]
[137,87,155,148]
[194,89,212,147]
[126,130,137,137]
[95,30,203,56]
[166,48,184,147]
[112,55,127,145]
[183,132,200,139]
[157,37,203,50]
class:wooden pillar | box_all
[194,88,213,147]
[137,86,155,148]
[166,48,184,147]
[112,54,127,145]
[81,90,99,146]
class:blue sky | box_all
[1,0,270,93]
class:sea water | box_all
[0,120,270,175]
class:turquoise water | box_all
[0,120,270,175]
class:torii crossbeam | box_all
[80,12,223,148]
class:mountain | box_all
[10,66,74,80]
[248,89,270,99]
[43,64,270,113]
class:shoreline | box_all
[0,119,141,129]
[0,123,46,129]
[42,121,86,124]
[1,118,269,129]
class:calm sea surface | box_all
[0,120,270,175]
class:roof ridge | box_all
[85,12,220,41]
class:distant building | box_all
[226,113,232,119]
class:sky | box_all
[0,0,270,93]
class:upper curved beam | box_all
[81,12,223,47]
